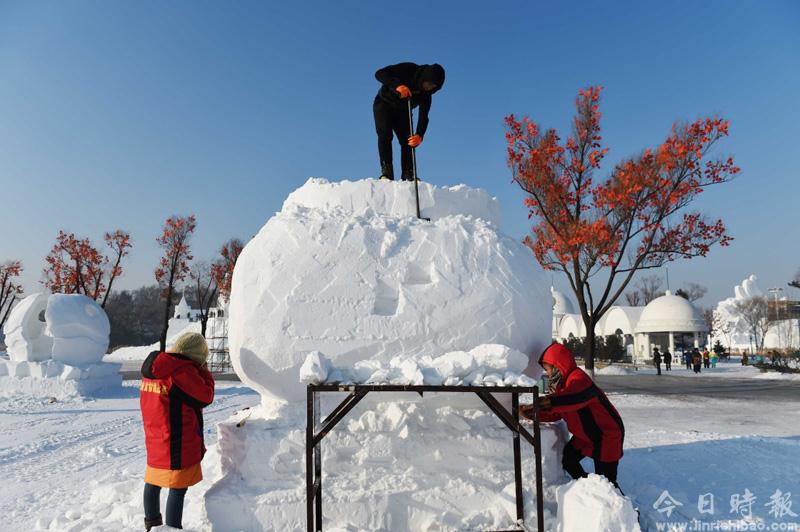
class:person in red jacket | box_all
[521,343,625,488]
[140,332,215,531]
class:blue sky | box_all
[1,1,798,308]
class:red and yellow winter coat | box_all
[140,351,215,470]
[538,343,625,462]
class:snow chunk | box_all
[299,351,332,385]
[230,178,552,403]
[555,474,641,532]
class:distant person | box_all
[653,347,662,375]
[683,350,692,370]
[710,350,718,368]
[702,348,711,369]
[664,349,672,371]
[373,62,446,181]
[140,332,215,531]
[520,343,625,489]
[692,348,703,374]
[742,352,748,365]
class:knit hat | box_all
[168,332,209,366]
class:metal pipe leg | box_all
[512,392,524,523]
[306,387,314,531]
[314,391,322,531]
[533,388,544,532]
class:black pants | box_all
[562,441,620,488]
[655,363,661,375]
[373,96,412,180]
[665,361,671,371]
[685,360,692,369]
[144,483,188,529]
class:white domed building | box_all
[634,291,707,361]
[554,290,707,362]
[551,287,576,338]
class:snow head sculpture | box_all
[229,178,553,403]
[46,294,110,365]
[3,293,53,362]
[2,293,110,365]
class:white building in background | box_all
[552,288,707,362]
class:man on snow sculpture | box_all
[521,343,625,489]
[373,62,445,181]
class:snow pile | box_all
[299,344,541,387]
[1,293,120,398]
[555,474,641,532]
[229,178,552,403]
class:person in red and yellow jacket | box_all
[521,343,625,488]
[139,332,215,531]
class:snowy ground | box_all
[1,380,798,531]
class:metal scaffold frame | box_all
[306,383,544,532]
[206,315,231,374]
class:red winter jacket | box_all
[538,343,625,462]
[140,351,215,470]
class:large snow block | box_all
[0,359,121,399]
[229,178,552,403]
[204,397,569,531]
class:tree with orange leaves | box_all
[211,238,244,302]
[155,215,196,351]
[505,87,739,373]
[1,260,24,331]
[42,230,132,308]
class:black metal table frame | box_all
[306,384,544,532]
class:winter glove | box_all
[395,85,412,99]
[407,134,422,147]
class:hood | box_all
[416,63,445,93]
[538,343,578,378]
[148,351,196,379]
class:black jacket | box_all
[375,62,445,138]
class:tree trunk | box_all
[584,319,596,377]
[159,284,173,352]
[200,315,208,338]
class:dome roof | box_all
[551,287,575,315]
[635,291,706,333]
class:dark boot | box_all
[144,514,163,531]
[401,172,420,182]
[379,161,394,181]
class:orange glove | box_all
[395,85,412,99]
[407,134,422,147]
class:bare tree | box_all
[735,296,771,353]
[675,282,708,302]
[191,261,218,338]
[702,308,716,339]
[624,291,642,306]
[638,275,665,304]
[1,261,24,330]
[789,268,800,290]
[713,309,734,353]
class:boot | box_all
[379,161,394,181]
[145,514,163,531]
[401,172,420,182]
